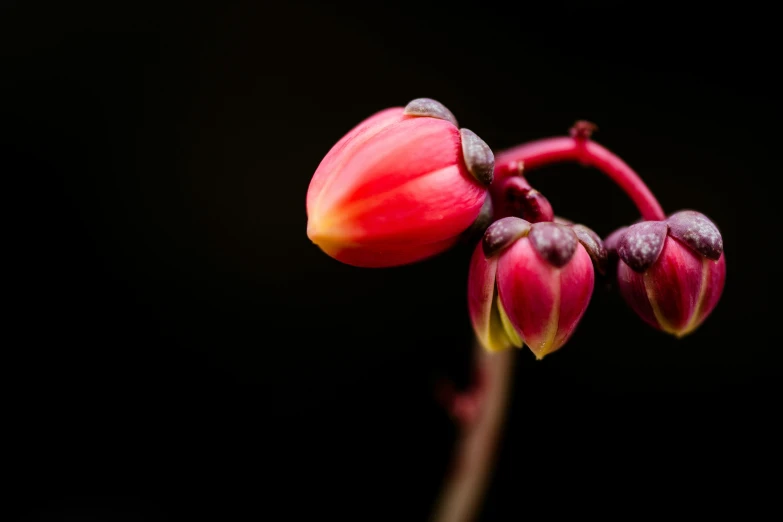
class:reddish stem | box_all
[431,344,514,522]
[493,131,666,222]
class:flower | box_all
[468,217,604,359]
[306,98,493,268]
[611,210,726,337]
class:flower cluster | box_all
[306,98,725,357]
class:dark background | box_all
[4,1,780,520]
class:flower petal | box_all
[312,117,464,220]
[322,236,458,268]
[468,242,514,351]
[316,164,485,246]
[307,107,405,216]
[687,254,726,333]
[642,237,705,334]
[496,238,559,359]
[617,261,660,330]
[553,245,594,349]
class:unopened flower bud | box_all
[306,98,493,267]
[612,210,726,337]
[468,217,603,359]
[496,176,554,222]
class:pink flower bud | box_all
[306,98,493,267]
[613,210,726,337]
[494,176,554,223]
[468,217,601,359]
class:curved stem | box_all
[493,135,666,222]
[431,343,515,522]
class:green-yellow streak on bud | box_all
[527,280,560,360]
[679,257,715,336]
[643,270,680,336]
[496,296,523,349]
[644,256,712,338]
[482,292,515,353]
[468,243,514,353]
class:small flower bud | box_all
[306,100,491,267]
[469,217,601,359]
[614,211,726,337]
[494,176,554,222]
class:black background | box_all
[4,1,780,520]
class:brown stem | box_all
[430,342,515,522]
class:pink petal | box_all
[323,236,458,268]
[496,238,559,358]
[683,253,726,336]
[553,245,594,349]
[497,239,594,358]
[311,116,464,219]
[617,262,660,330]
[306,107,405,216]
[467,242,513,351]
[319,165,486,246]
[643,237,704,334]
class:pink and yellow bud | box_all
[306,98,493,268]
[612,210,726,337]
[468,217,604,359]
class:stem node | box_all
[569,120,598,140]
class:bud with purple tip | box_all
[609,210,726,337]
[468,217,605,359]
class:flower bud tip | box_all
[403,98,459,126]
[460,128,495,186]
[617,220,668,272]
[482,217,531,257]
[529,222,578,268]
[666,210,723,260]
[570,224,608,274]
